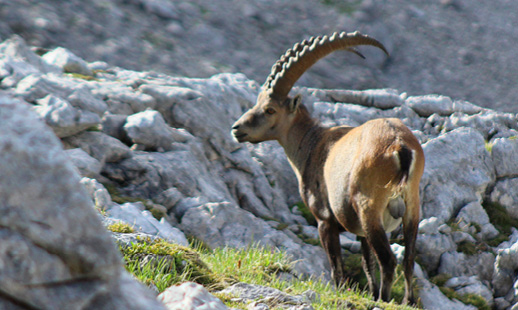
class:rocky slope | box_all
[2,36,518,309]
[1,0,517,112]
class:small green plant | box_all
[293,201,317,226]
[119,236,419,310]
[431,274,490,310]
[457,241,478,256]
[484,141,493,153]
[65,72,98,81]
[121,238,223,291]
[107,221,135,233]
[484,201,518,235]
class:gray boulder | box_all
[491,137,518,178]
[107,202,189,246]
[416,232,456,273]
[81,177,113,211]
[33,94,100,138]
[158,282,227,310]
[221,282,316,309]
[417,277,477,310]
[438,251,495,282]
[181,202,329,278]
[406,94,454,117]
[63,131,132,164]
[490,178,518,220]
[42,46,93,76]
[420,127,495,222]
[123,109,192,151]
[65,148,102,178]
[493,240,518,298]
[444,276,493,306]
[0,96,165,309]
[456,201,499,240]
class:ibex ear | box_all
[288,94,302,113]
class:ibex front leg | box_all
[317,218,346,287]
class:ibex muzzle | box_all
[231,31,424,305]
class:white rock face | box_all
[42,47,93,76]
[158,282,228,310]
[3,35,518,309]
[419,127,495,222]
[0,96,165,309]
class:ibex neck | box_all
[278,112,324,178]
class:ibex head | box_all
[231,31,388,144]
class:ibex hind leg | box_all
[402,188,420,305]
[360,237,379,299]
[359,207,396,302]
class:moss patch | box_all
[293,201,317,226]
[107,221,135,233]
[121,237,226,291]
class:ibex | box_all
[231,31,425,304]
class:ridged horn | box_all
[264,31,389,98]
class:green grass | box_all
[430,274,490,310]
[484,201,518,235]
[65,72,98,81]
[293,201,317,226]
[484,141,493,153]
[107,221,135,233]
[118,236,419,310]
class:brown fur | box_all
[232,93,424,304]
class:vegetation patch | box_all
[65,72,98,81]
[107,221,135,233]
[102,182,166,220]
[343,253,420,306]
[121,237,226,291]
[119,236,418,310]
[431,274,490,310]
[293,201,317,226]
[484,201,518,235]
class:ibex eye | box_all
[265,108,276,115]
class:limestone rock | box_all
[65,148,102,178]
[158,282,227,310]
[416,232,456,273]
[417,277,477,310]
[33,94,100,138]
[63,131,132,164]
[406,94,454,117]
[221,282,315,309]
[444,276,493,305]
[490,178,518,220]
[420,127,495,222]
[181,202,329,278]
[491,137,518,178]
[81,177,113,211]
[107,202,189,246]
[124,109,192,151]
[0,95,164,309]
[42,47,93,76]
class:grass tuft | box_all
[107,221,135,233]
[119,236,420,310]
[293,201,317,226]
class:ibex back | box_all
[231,31,425,304]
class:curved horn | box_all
[264,31,389,98]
